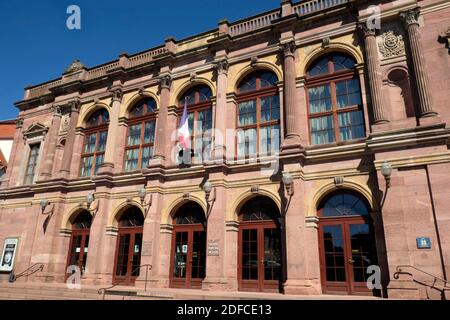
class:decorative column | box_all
[150,74,172,165]
[281,41,301,146]
[400,8,437,117]
[214,59,229,161]
[40,106,62,179]
[99,87,122,173]
[59,100,81,177]
[358,24,388,124]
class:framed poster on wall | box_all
[0,238,19,272]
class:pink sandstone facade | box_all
[0,0,450,299]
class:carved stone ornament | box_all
[110,88,123,102]
[60,114,70,133]
[215,59,229,75]
[334,176,344,186]
[158,74,172,91]
[400,8,420,27]
[64,59,86,74]
[189,72,197,82]
[68,99,81,112]
[358,23,376,38]
[378,30,405,58]
[51,105,63,117]
[250,56,258,66]
[16,118,24,129]
[281,41,296,58]
[322,37,330,49]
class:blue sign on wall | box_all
[416,237,431,249]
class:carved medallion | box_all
[378,30,405,58]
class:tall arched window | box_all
[178,85,213,163]
[306,53,365,145]
[80,108,109,177]
[236,70,280,159]
[124,98,157,171]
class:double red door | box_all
[170,225,206,289]
[66,229,90,279]
[238,221,282,292]
[319,217,377,295]
[113,227,143,285]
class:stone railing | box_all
[86,61,120,80]
[293,0,347,16]
[229,10,281,37]
[128,46,168,68]
[27,79,62,99]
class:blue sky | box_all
[0,0,280,120]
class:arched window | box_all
[236,70,280,159]
[80,108,109,177]
[319,191,369,217]
[124,98,157,171]
[178,85,213,163]
[306,53,365,145]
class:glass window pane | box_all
[335,79,361,109]
[97,131,107,152]
[143,121,155,144]
[261,96,280,123]
[94,154,104,174]
[308,56,329,77]
[260,125,280,156]
[260,71,278,88]
[310,116,335,145]
[127,124,141,146]
[238,100,256,126]
[124,149,139,171]
[308,85,331,113]
[80,156,93,177]
[338,110,365,141]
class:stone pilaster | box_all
[280,40,302,150]
[213,59,229,161]
[99,87,122,173]
[40,106,63,179]
[358,24,389,124]
[59,100,81,177]
[149,74,172,166]
[400,8,437,117]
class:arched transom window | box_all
[306,53,365,145]
[319,191,369,217]
[80,108,109,177]
[124,98,157,171]
[236,70,280,159]
[178,85,213,163]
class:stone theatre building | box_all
[0,0,450,299]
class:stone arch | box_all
[122,90,160,118]
[78,102,111,128]
[61,206,93,232]
[301,42,364,77]
[228,188,281,222]
[107,200,146,229]
[170,78,216,107]
[162,194,207,225]
[307,179,377,218]
[232,62,283,93]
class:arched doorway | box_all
[65,210,92,280]
[318,191,378,295]
[113,206,144,285]
[169,202,206,289]
[238,196,282,293]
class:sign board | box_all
[208,239,220,256]
[142,241,153,256]
[0,238,19,272]
[416,237,431,249]
[182,245,188,254]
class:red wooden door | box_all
[170,225,206,289]
[238,221,282,292]
[319,216,376,295]
[113,227,143,285]
[66,229,90,280]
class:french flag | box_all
[178,99,191,149]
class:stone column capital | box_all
[358,23,377,39]
[215,59,229,75]
[50,105,63,117]
[16,118,24,129]
[158,74,172,91]
[280,41,296,58]
[109,87,123,103]
[400,7,420,28]
[68,99,81,113]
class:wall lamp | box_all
[380,160,393,188]
[39,199,54,215]
[85,193,99,217]
[282,171,294,197]
[202,180,216,204]
[138,186,153,218]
